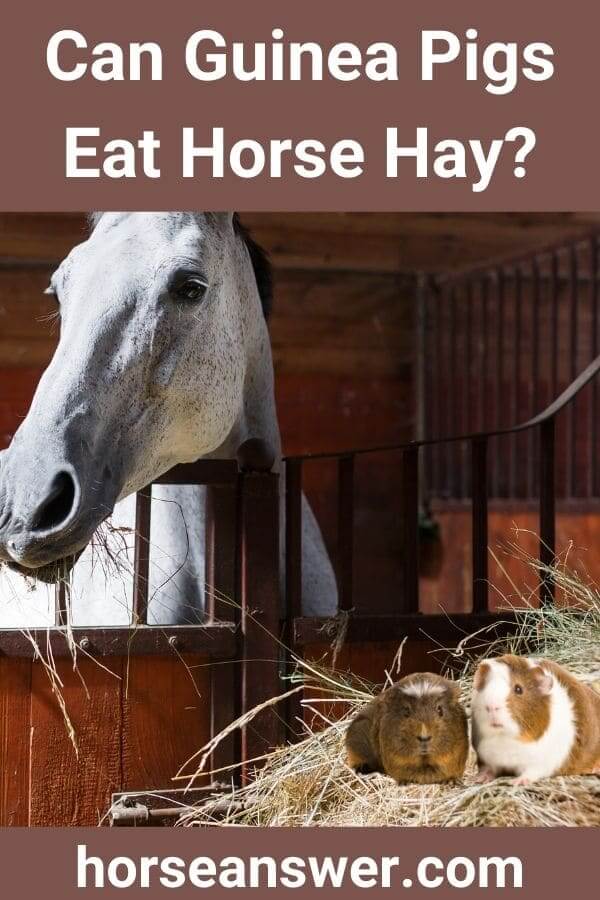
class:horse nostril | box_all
[32,471,78,533]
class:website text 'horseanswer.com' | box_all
[75,846,524,890]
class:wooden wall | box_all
[0,653,215,826]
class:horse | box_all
[0,212,337,626]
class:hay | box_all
[181,558,600,828]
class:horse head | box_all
[0,212,275,581]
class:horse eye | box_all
[173,277,207,303]
[514,684,523,695]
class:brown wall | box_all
[0,654,214,826]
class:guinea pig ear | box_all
[531,666,554,696]
[444,679,461,700]
[473,662,490,691]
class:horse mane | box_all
[88,212,273,320]
[231,214,272,320]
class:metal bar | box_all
[109,786,228,826]
[464,281,474,494]
[449,286,459,496]
[539,418,556,606]
[430,285,440,493]
[417,275,434,503]
[415,273,428,445]
[471,438,489,613]
[511,267,522,497]
[590,237,599,497]
[55,578,68,627]
[284,457,304,739]
[401,446,420,614]
[133,487,152,624]
[437,284,447,493]
[205,485,238,621]
[0,624,237,659]
[480,276,489,432]
[285,460,303,623]
[494,268,505,497]
[528,258,541,498]
[337,455,355,612]
[550,251,559,399]
[568,245,579,498]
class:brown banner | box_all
[0,827,597,897]
[0,0,597,210]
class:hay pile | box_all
[181,560,600,828]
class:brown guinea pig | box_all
[345,672,469,784]
[471,654,600,784]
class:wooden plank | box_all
[1,212,600,274]
[0,213,86,261]
[0,658,31,826]
[422,503,600,615]
[29,656,122,826]
[238,469,282,774]
[0,624,236,659]
[0,269,58,367]
[294,613,519,646]
[121,655,212,792]
[205,484,239,774]
[243,212,600,274]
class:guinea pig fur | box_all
[471,654,600,784]
[345,672,469,784]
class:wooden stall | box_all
[2,212,600,826]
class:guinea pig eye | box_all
[437,705,444,718]
[514,684,523,695]
[171,274,208,303]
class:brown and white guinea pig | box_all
[471,654,600,784]
[345,672,469,784]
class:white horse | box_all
[0,212,337,627]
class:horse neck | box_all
[206,327,282,469]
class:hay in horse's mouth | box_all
[6,553,81,584]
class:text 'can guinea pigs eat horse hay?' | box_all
[472,655,600,784]
[345,672,469,784]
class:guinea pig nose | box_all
[417,734,431,743]
[486,703,501,713]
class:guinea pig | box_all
[345,672,469,784]
[471,654,600,784]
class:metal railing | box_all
[423,231,600,501]
[284,352,600,646]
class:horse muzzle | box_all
[0,457,114,581]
